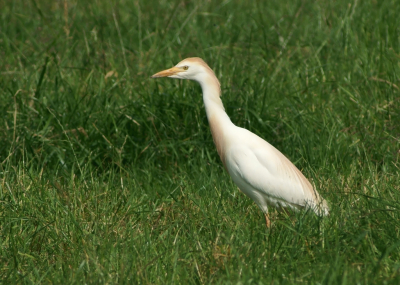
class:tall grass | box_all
[1,0,400,283]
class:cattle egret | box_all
[151,57,329,227]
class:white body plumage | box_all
[152,57,329,226]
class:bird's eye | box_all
[183,66,189,70]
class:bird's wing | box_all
[225,132,324,211]
[226,145,308,206]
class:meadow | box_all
[1,0,400,283]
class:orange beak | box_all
[151,66,182,78]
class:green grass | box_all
[1,0,400,283]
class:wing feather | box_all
[225,128,329,215]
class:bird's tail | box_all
[311,198,329,216]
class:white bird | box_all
[151,57,329,227]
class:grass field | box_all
[1,0,400,283]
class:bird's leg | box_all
[281,207,290,217]
[264,213,271,228]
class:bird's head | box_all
[151,57,211,82]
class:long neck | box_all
[198,72,234,167]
